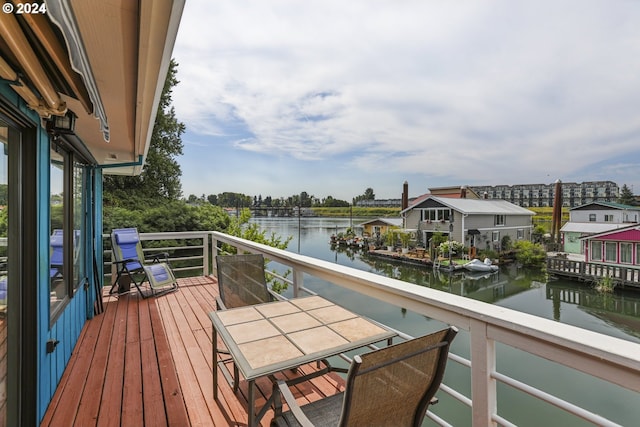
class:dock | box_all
[547,257,640,290]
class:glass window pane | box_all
[0,120,10,424]
[591,241,602,261]
[73,163,84,289]
[50,147,67,313]
[604,242,617,262]
[620,243,632,264]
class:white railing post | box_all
[203,232,210,276]
[470,318,497,427]
[292,268,304,298]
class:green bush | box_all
[513,240,546,266]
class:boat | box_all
[463,258,499,273]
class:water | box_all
[251,217,640,426]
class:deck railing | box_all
[547,257,640,289]
[104,231,640,426]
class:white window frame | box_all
[517,229,524,240]
[620,242,633,264]
[495,215,505,226]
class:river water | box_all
[251,217,640,426]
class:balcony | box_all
[42,231,640,426]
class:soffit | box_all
[0,0,183,175]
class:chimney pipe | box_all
[402,181,409,210]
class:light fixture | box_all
[47,110,76,134]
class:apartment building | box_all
[471,181,619,208]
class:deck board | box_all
[41,276,345,426]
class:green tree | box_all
[224,208,292,293]
[103,59,185,208]
[353,187,375,205]
[618,184,636,206]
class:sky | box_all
[172,0,640,201]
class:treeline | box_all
[185,188,376,208]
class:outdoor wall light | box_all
[47,110,76,134]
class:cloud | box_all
[174,0,640,199]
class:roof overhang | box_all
[0,0,184,175]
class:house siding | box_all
[1,84,100,423]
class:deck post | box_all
[292,268,304,298]
[470,318,497,427]
[203,232,210,276]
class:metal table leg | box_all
[213,327,218,400]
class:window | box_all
[590,241,602,261]
[604,242,617,263]
[589,214,596,222]
[0,119,11,425]
[604,214,613,222]
[492,231,500,242]
[50,143,87,321]
[50,146,68,317]
[495,215,505,226]
[517,229,524,240]
[620,242,632,264]
[422,208,451,222]
[72,162,85,289]
[636,244,640,265]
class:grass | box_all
[595,275,616,293]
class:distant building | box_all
[470,181,619,208]
[359,218,403,238]
[560,201,640,255]
[581,223,640,266]
[401,195,535,253]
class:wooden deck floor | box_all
[40,276,345,426]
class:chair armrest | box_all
[113,258,137,266]
[275,380,315,427]
[215,296,227,311]
[150,252,170,263]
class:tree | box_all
[353,187,375,205]
[618,184,636,206]
[103,59,185,208]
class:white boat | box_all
[463,258,498,272]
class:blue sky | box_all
[172,0,640,201]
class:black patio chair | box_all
[271,326,458,427]
[214,254,344,393]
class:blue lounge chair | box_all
[0,276,6,313]
[50,229,64,280]
[110,228,178,298]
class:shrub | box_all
[438,240,465,255]
[513,240,546,266]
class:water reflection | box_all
[252,217,640,343]
[547,281,640,340]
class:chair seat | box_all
[273,393,344,427]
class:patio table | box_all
[209,295,398,427]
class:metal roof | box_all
[560,222,628,234]
[403,196,535,216]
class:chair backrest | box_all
[111,228,145,270]
[216,254,271,309]
[338,327,457,427]
[50,229,64,268]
